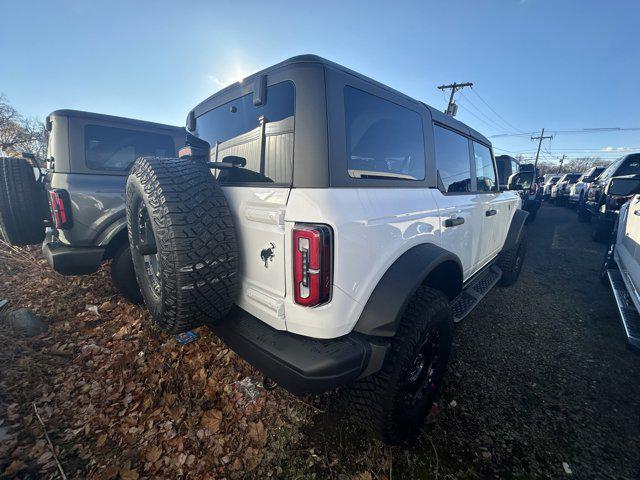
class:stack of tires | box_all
[0,157,48,246]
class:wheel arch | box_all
[501,209,529,252]
[353,243,462,337]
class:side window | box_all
[473,141,496,192]
[344,86,425,181]
[195,81,295,185]
[433,125,472,193]
[85,125,175,171]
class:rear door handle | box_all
[444,217,465,227]
[485,209,497,217]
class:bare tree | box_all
[0,94,48,161]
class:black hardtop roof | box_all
[48,109,183,132]
[191,54,491,146]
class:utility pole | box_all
[558,154,566,174]
[437,82,473,116]
[531,128,553,174]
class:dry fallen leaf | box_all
[119,466,139,480]
[146,445,162,463]
[201,409,222,433]
[247,420,268,447]
[3,460,27,475]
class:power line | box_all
[458,92,507,131]
[491,127,640,138]
[456,103,503,132]
[470,87,524,134]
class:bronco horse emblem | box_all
[260,242,276,268]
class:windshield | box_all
[616,155,640,176]
[195,81,295,185]
[566,174,581,183]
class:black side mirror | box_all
[221,155,247,167]
[606,177,640,197]
[510,184,524,191]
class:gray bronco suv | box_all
[0,110,184,302]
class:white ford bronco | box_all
[3,55,528,444]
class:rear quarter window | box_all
[194,81,295,186]
[85,125,175,171]
[344,86,425,181]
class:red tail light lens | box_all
[49,189,72,229]
[292,224,332,307]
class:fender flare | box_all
[353,244,463,337]
[502,209,528,252]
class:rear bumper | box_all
[42,233,105,275]
[212,307,388,395]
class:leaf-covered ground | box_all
[2,204,640,479]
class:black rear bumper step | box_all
[42,235,105,276]
[212,307,385,395]
[607,269,640,351]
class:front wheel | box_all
[347,287,453,445]
[599,220,618,286]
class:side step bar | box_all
[607,269,640,350]
[451,264,502,323]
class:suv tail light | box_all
[292,224,332,307]
[49,189,72,229]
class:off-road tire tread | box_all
[126,157,239,333]
[497,237,526,286]
[0,157,45,246]
[347,286,453,444]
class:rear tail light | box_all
[292,224,332,307]
[49,189,72,229]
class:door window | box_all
[472,141,497,192]
[433,125,472,193]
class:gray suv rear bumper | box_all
[42,233,105,275]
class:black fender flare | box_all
[353,244,463,337]
[502,209,528,252]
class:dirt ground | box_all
[1,203,639,479]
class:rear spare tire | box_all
[125,157,239,333]
[0,157,46,246]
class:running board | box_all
[451,265,502,323]
[607,269,640,350]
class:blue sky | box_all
[1,0,638,164]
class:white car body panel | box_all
[615,196,640,314]
[262,187,520,339]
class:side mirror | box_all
[221,155,247,167]
[606,177,640,197]
[510,184,524,191]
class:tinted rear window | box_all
[344,86,425,181]
[85,125,175,171]
[195,81,295,185]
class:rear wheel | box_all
[125,157,239,333]
[0,157,46,245]
[497,236,526,286]
[110,243,142,304]
[347,287,453,445]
